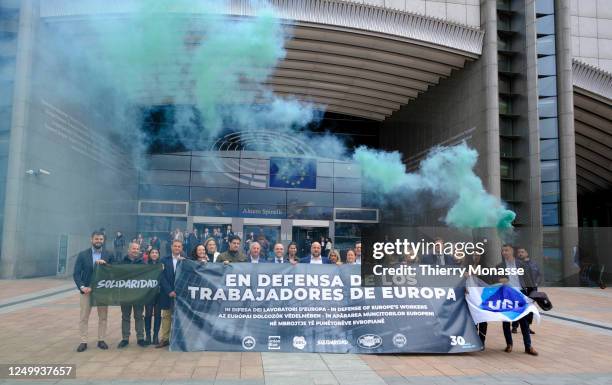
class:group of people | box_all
[76,230,541,356]
[112,226,236,262]
[74,231,363,352]
[74,231,186,351]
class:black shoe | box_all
[137,339,146,347]
[144,336,151,346]
[511,327,518,334]
[76,343,87,352]
[97,341,108,350]
[117,340,129,349]
[152,335,159,345]
[529,329,535,334]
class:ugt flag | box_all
[465,277,540,324]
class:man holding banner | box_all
[466,244,539,356]
[73,231,113,352]
[156,240,185,349]
[116,242,147,348]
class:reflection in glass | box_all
[538,76,557,97]
[540,139,559,160]
[536,35,556,56]
[190,202,238,217]
[535,0,554,15]
[333,193,362,208]
[190,187,238,203]
[542,203,559,226]
[287,191,333,206]
[537,55,556,76]
[538,97,558,118]
[190,171,240,188]
[540,160,560,182]
[239,188,286,205]
[139,184,189,200]
[536,15,555,35]
[140,170,190,185]
[539,118,558,138]
[541,181,560,203]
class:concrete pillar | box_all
[555,0,579,282]
[0,0,37,279]
[525,0,544,263]
[480,0,502,266]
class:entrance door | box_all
[292,227,329,258]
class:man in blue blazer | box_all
[300,242,330,264]
[73,230,113,352]
[156,240,185,348]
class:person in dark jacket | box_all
[156,240,185,348]
[512,246,541,334]
[73,230,113,352]
[217,235,247,263]
[144,248,162,345]
[116,242,146,348]
[496,244,538,356]
[113,231,125,261]
[300,242,330,264]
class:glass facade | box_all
[535,0,560,226]
[137,151,366,235]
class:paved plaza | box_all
[1,278,611,385]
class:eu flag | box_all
[269,157,317,189]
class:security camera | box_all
[25,169,51,176]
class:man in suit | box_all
[247,242,268,263]
[422,237,454,266]
[300,242,330,264]
[497,244,538,356]
[73,230,113,352]
[270,242,292,264]
[116,242,146,348]
[156,240,185,348]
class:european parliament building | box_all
[0,0,610,281]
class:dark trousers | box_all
[503,317,531,349]
[144,302,161,338]
[512,312,534,329]
[477,322,488,345]
[121,304,144,340]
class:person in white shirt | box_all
[300,242,330,264]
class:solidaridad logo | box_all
[242,336,256,350]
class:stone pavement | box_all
[0,279,611,385]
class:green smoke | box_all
[88,0,320,143]
[353,143,516,229]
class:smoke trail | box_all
[83,0,322,149]
[353,143,516,229]
[37,0,513,231]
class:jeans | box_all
[503,317,531,349]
